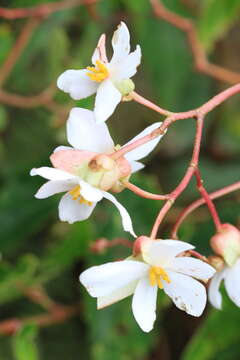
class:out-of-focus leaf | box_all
[38,221,93,282]
[0,106,8,131]
[12,324,39,360]
[198,0,240,50]
[0,255,39,304]
[0,24,14,65]
[47,27,69,80]
[181,295,240,360]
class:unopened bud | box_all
[210,223,240,266]
[208,255,225,271]
[133,236,151,257]
[115,79,135,96]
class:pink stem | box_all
[131,91,172,116]
[113,84,240,161]
[124,181,169,200]
[171,181,240,239]
[150,115,204,239]
[194,169,222,231]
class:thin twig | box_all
[0,18,40,86]
[171,181,240,239]
[0,0,98,19]
[150,0,240,84]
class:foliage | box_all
[0,0,239,359]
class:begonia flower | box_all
[30,108,164,236]
[80,239,215,332]
[57,22,141,123]
[209,224,240,309]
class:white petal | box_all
[208,268,226,310]
[30,167,75,181]
[35,180,75,199]
[110,22,130,65]
[58,193,96,224]
[130,160,145,173]
[79,179,103,202]
[54,146,73,153]
[102,191,136,237]
[114,45,141,80]
[142,239,194,267]
[132,276,158,332]
[80,260,148,297]
[94,79,122,123]
[169,257,215,281]
[124,122,165,162]
[57,69,98,100]
[97,280,137,309]
[163,271,207,317]
[224,259,240,307]
[67,107,114,153]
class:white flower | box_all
[57,22,141,123]
[80,239,215,332]
[208,258,240,309]
[30,108,164,236]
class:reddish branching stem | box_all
[171,181,240,239]
[0,287,80,336]
[150,115,204,238]
[90,237,133,253]
[124,181,168,200]
[150,0,240,84]
[0,0,98,19]
[194,169,222,231]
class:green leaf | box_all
[0,255,39,304]
[0,24,14,66]
[181,295,240,360]
[12,324,39,360]
[198,0,240,50]
[38,221,94,283]
[47,27,69,80]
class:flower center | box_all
[69,185,93,206]
[86,60,109,82]
[149,266,171,289]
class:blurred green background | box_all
[0,0,240,359]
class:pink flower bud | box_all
[116,157,132,178]
[210,223,240,266]
[133,236,151,257]
[50,149,96,174]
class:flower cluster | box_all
[31,22,239,333]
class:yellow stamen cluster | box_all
[149,266,171,289]
[86,60,109,82]
[69,185,92,206]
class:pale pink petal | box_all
[80,260,148,297]
[58,193,96,223]
[94,79,122,123]
[163,271,207,317]
[57,69,98,100]
[132,276,158,332]
[67,107,114,152]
